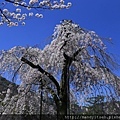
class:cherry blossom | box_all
[0,0,72,26]
[0,20,119,116]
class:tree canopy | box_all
[0,20,120,117]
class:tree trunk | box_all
[59,53,72,119]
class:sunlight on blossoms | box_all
[0,0,72,26]
[0,20,120,115]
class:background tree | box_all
[84,95,120,115]
[0,0,72,26]
[0,20,120,119]
[84,95,106,114]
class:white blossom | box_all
[0,20,119,115]
[29,0,38,5]
[0,0,72,26]
[16,8,21,13]
[29,12,34,17]
[21,22,25,25]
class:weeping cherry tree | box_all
[0,20,120,119]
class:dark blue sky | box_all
[0,0,120,69]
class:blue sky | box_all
[0,0,120,73]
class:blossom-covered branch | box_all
[0,20,120,115]
[21,57,60,95]
[0,0,72,26]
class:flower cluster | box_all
[0,0,72,26]
[0,20,119,114]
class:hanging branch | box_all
[12,63,24,82]
[72,47,85,60]
[46,86,60,114]
[21,57,60,96]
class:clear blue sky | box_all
[0,0,120,70]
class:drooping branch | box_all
[21,57,60,96]
[72,47,85,61]
[62,47,84,62]
[93,66,120,96]
[12,63,24,82]
[46,86,60,111]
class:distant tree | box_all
[84,95,105,114]
[0,20,120,119]
[104,98,120,114]
[0,0,72,26]
[84,95,120,115]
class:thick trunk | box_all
[21,49,82,119]
[59,53,72,119]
